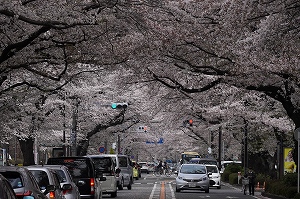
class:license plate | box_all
[189,182,196,187]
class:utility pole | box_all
[244,119,248,174]
[218,126,222,168]
[70,97,79,156]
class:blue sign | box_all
[145,138,164,144]
[99,146,105,153]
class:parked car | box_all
[44,165,81,199]
[86,155,118,198]
[176,164,210,193]
[206,164,221,189]
[0,166,49,199]
[98,154,133,190]
[47,156,105,199]
[26,165,65,199]
[0,173,18,199]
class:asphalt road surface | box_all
[102,173,267,199]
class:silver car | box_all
[26,165,66,199]
[44,165,81,199]
[176,164,210,193]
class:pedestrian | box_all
[246,167,256,195]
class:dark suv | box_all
[47,156,106,199]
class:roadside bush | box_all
[293,193,300,199]
[283,173,297,186]
[221,163,243,182]
[229,173,239,185]
[266,179,298,199]
[255,173,271,187]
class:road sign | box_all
[99,146,106,153]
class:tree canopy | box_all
[0,0,299,168]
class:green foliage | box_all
[229,173,239,185]
[266,179,298,199]
[255,173,271,185]
[283,173,297,186]
[221,163,243,182]
[294,193,300,199]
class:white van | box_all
[96,154,133,190]
[87,155,118,197]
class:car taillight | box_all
[90,178,95,195]
[49,191,55,199]
[63,185,73,195]
[16,190,32,196]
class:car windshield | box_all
[180,165,206,174]
[92,157,112,173]
[206,166,218,173]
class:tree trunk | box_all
[19,138,35,166]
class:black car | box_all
[47,156,106,199]
[0,166,49,199]
[0,173,18,199]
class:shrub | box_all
[229,173,239,185]
[221,163,243,182]
[283,173,297,186]
[293,193,300,199]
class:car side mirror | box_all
[116,168,121,174]
[62,184,72,191]
[208,172,212,176]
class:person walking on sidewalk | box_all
[245,167,256,195]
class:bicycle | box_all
[154,167,164,177]
[242,177,249,195]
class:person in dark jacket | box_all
[245,167,256,195]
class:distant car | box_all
[0,166,49,199]
[86,155,118,198]
[176,164,210,193]
[138,162,149,174]
[47,156,105,199]
[206,164,221,189]
[26,165,65,199]
[44,165,81,199]
[0,173,18,199]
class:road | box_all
[102,173,267,199]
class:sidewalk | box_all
[223,182,271,199]
[223,182,289,199]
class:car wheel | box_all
[176,187,181,192]
[118,178,124,190]
[127,183,132,190]
[205,188,209,193]
[111,191,117,198]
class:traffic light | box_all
[111,102,128,109]
[138,126,147,132]
[183,119,193,127]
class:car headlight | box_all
[202,176,207,181]
[178,176,183,180]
